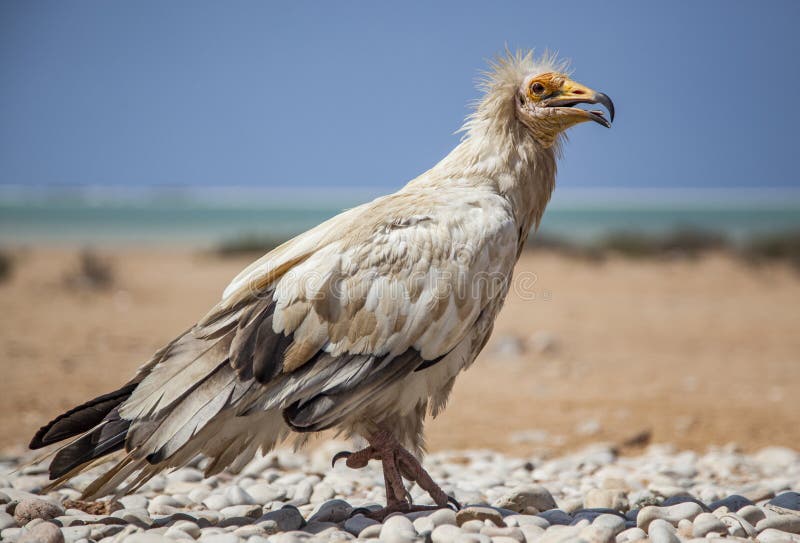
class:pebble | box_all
[288,481,313,507]
[430,508,458,527]
[61,525,91,542]
[456,506,505,527]
[676,518,693,538]
[0,511,17,530]
[718,512,757,538]
[691,512,727,537]
[358,523,382,538]
[494,484,557,513]
[454,534,491,543]
[257,506,304,532]
[117,533,173,543]
[636,502,704,530]
[199,534,241,543]
[0,443,795,542]
[707,494,753,512]
[431,523,463,543]
[14,498,65,525]
[303,520,339,534]
[343,514,377,536]
[659,495,709,511]
[759,528,800,543]
[744,486,776,502]
[219,504,262,519]
[538,509,573,526]
[615,526,647,541]
[149,495,183,515]
[171,520,202,537]
[119,495,150,510]
[505,514,549,529]
[379,515,416,543]
[770,492,800,512]
[203,494,231,510]
[188,487,211,504]
[738,504,767,525]
[518,525,546,541]
[757,514,800,534]
[164,526,195,539]
[111,508,152,527]
[224,486,255,506]
[647,519,679,543]
[18,521,64,543]
[460,519,485,533]
[572,508,625,524]
[309,483,335,503]
[245,483,287,505]
[307,500,352,523]
[591,513,626,536]
[536,524,583,542]
[584,489,628,512]
[480,526,525,541]
[413,514,435,533]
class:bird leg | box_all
[332,430,458,520]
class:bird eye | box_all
[530,82,545,95]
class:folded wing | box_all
[33,188,518,497]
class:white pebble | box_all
[648,520,679,543]
[224,486,255,506]
[118,495,149,510]
[615,526,647,542]
[757,514,800,535]
[691,512,727,537]
[202,494,231,510]
[244,483,287,505]
[636,502,703,530]
[380,515,417,543]
[758,528,800,543]
[431,523,463,543]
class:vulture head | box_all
[469,51,615,149]
[517,71,614,142]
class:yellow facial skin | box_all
[521,72,614,148]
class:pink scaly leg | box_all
[332,430,459,520]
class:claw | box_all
[447,495,461,511]
[331,450,353,468]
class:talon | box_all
[331,450,353,468]
[447,495,461,511]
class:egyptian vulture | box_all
[30,51,613,517]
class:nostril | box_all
[572,89,585,95]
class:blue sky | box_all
[1,1,799,190]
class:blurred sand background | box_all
[1,247,798,456]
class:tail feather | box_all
[29,383,137,449]
[48,413,130,480]
[27,382,137,482]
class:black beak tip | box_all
[596,92,615,123]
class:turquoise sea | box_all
[2,186,799,247]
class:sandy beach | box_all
[1,247,798,456]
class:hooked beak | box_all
[542,78,615,128]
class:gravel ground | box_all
[1,441,799,542]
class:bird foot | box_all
[331,430,460,513]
